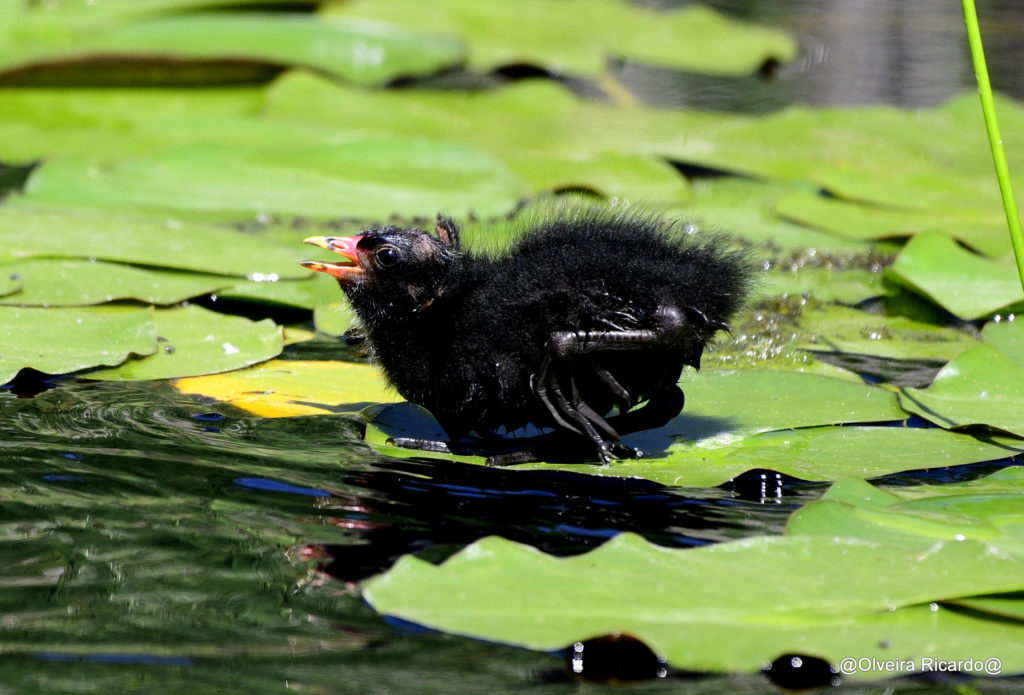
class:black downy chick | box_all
[302,209,751,464]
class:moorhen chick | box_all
[302,208,750,464]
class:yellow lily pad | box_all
[174,359,397,418]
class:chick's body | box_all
[304,210,750,461]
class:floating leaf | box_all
[795,304,977,362]
[1,12,463,86]
[367,407,1022,486]
[505,151,690,203]
[650,370,904,444]
[982,319,1024,366]
[18,139,523,220]
[363,532,1024,677]
[886,232,1024,320]
[174,359,395,417]
[0,259,233,306]
[0,206,307,279]
[759,267,887,304]
[264,71,719,162]
[0,272,21,298]
[313,302,356,337]
[788,472,1024,558]
[327,0,796,77]
[0,305,156,384]
[775,190,1011,258]
[218,273,339,310]
[899,343,1024,436]
[86,305,282,381]
[682,178,873,253]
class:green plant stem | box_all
[962,0,1024,295]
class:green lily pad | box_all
[264,71,719,161]
[659,369,905,444]
[886,232,1024,320]
[363,532,1024,677]
[505,151,690,203]
[682,178,875,253]
[313,302,356,337]
[368,420,1021,487]
[0,259,233,306]
[17,138,523,220]
[788,473,1024,558]
[759,267,888,304]
[2,12,463,86]
[774,190,1011,258]
[218,273,340,310]
[795,304,978,362]
[899,343,1024,436]
[327,0,796,77]
[982,318,1024,366]
[86,305,282,381]
[0,305,156,384]
[0,206,307,279]
[0,272,21,298]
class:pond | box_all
[2,1,1024,693]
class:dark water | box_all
[5,2,1024,693]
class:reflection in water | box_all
[627,0,1024,111]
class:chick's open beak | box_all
[301,235,365,283]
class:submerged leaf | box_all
[86,305,282,381]
[0,305,156,384]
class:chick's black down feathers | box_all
[304,208,751,464]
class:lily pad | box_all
[313,302,356,337]
[775,190,1012,258]
[795,304,978,362]
[0,272,21,298]
[759,267,888,304]
[681,178,874,254]
[0,305,156,384]
[0,206,307,279]
[86,305,282,381]
[886,231,1024,320]
[505,151,690,203]
[0,259,233,306]
[218,273,340,310]
[327,0,797,77]
[651,369,905,444]
[367,409,1023,486]
[899,343,1024,437]
[982,318,1024,366]
[174,359,395,417]
[363,532,1024,677]
[264,71,719,161]
[17,138,523,220]
[788,473,1024,558]
[2,12,463,86]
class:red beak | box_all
[301,235,365,283]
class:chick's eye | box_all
[375,246,400,267]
